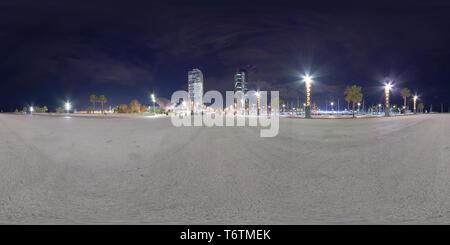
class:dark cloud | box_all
[1,0,449,111]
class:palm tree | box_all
[344,85,363,118]
[99,95,107,113]
[345,96,351,111]
[418,103,424,113]
[90,94,98,113]
[400,88,411,112]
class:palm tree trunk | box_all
[101,103,104,113]
[352,103,355,118]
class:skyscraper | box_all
[234,68,248,94]
[234,68,249,114]
[188,68,204,112]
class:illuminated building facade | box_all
[188,68,204,112]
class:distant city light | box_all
[30,106,34,112]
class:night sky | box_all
[1,0,449,112]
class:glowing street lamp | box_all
[330,102,334,111]
[384,82,393,116]
[303,74,312,118]
[256,91,260,116]
[357,102,361,112]
[151,93,156,108]
[413,95,418,113]
[30,106,34,114]
[65,101,71,113]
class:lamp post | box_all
[330,102,334,112]
[357,102,361,113]
[378,104,382,114]
[384,82,393,117]
[65,101,71,113]
[256,91,260,116]
[30,106,34,115]
[151,93,156,108]
[303,75,312,118]
[413,95,418,114]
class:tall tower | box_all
[188,68,204,113]
[234,68,248,94]
[234,68,249,114]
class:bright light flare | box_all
[65,101,71,111]
[413,95,418,112]
[303,75,312,85]
[384,83,393,90]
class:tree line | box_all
[89,94,108,113]
[343,85,424,117]
[114,99,164,114]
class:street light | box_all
[65,101,71,113]
[151,93,156,108]
[256,91,260,116]
[413,95,418,114]
[384,82,393,116]
[330,102,334,111]
[378,104,382,114]
[357,102,361,113]
[30,106,34,114]
[302,74,312,118]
